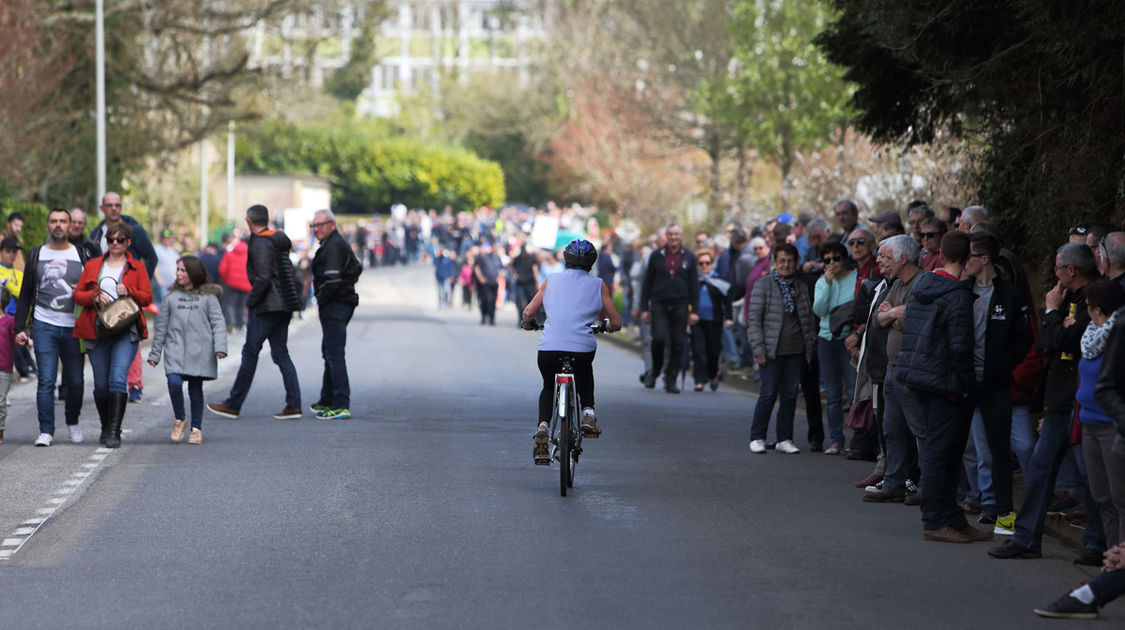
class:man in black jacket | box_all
[898,231,992,543]
[208,204,303,420]
[961,232,1034,531]
[992,242,1105,561]
[309,210,361,420]
[640,222,699,393]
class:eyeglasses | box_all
[969,253,987,258]
[697,260,712,267]
[1054,264,1074,273]
[310,221,333,229]
[103,203,121,208]
[822,256,843,263]
[847,239,868,246]
[106,236,128,244]
[920,232,941,239]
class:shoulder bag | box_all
[96,276,140,339]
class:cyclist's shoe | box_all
[581,408,601,438]
[533,422,550,465]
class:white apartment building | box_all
[361,0,547,117]
[254,1,547,118]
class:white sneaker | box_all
[865,480,885,493]
[749,439,767,454]
[775,439,800,454]
[67,424,84,444]
[34,433,52,447]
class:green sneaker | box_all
[310,403,329,414]
[993,511,1016,536]
[316,408,351,420]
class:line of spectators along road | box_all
[412,198,1125,618]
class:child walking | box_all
[0,287,14,444]
[147,255,227,444]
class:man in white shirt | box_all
[13,208,89,446]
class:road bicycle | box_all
[525,319,610,496]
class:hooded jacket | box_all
[896,271,976,396]
[147,283,228,379]
[247,229,302,314]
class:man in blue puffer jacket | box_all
[897,231,993,543]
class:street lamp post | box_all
[95,0,106,204]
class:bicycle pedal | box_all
[533,443,550,464]
[581,429,600,438]
[533,457,551,466]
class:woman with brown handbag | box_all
[73,222,152,448]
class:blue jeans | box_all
[32,320,84,435]
[168,374,205,429]
[882,366,924,491]
[88,332,138,398]
[317,302,354,410]
[1010,405,1034,477]
[750,354,803,442]
[1014,407,1105,552]
[225,311,300,411]
[818,338,856,448]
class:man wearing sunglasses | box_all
[918,217,947,272]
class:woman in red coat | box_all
[73,223,152,447]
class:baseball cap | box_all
[161,229,173,238]
[868,211,902,224]
[0,236,21,250]
[776,212,795,224]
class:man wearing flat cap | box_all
[870,211,906,243]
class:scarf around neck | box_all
[1081,311,1117,360]
[771,267,797,314]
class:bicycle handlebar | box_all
[521,318,616,334]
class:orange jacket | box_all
[73,252,153,340]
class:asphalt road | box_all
[0,263,1113,628]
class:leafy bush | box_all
[237,120,506,213]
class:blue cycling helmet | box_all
[563,239,598,271]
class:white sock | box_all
[1069,584,1095,605]
[583,407,595,416]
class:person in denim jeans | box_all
[811,241,857,454]
[207,204,303,420]
[13,208,89,446]
[747,243,818,454]
[864,235,924,503]
[72,222,153,448]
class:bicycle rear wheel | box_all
[558,400,570,496]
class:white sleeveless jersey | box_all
[538,269,604,353]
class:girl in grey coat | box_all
[147,255,228,444]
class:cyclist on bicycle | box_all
[522,239,622,462]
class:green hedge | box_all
[237,120,505,213]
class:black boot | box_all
[94,396,110,445]
[105,392,128,448]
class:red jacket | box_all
[73,252,153,341]
[219,240,251,292]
